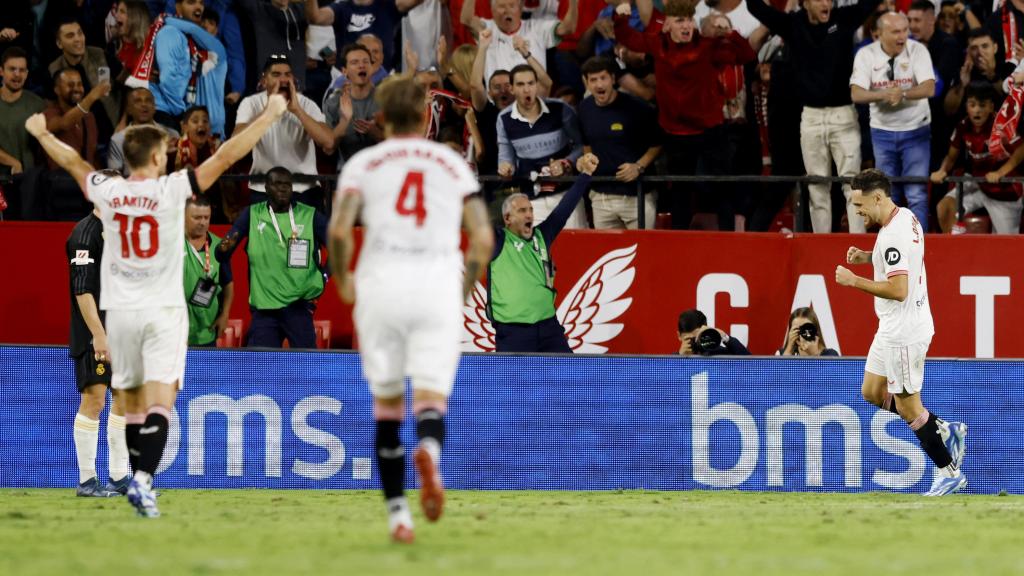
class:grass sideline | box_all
[1,489,1022,575]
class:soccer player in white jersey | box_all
[835,169,968,496]
[26,93,288,517]
[329,76,494,543]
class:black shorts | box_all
[73,348,112,392]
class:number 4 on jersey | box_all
[395,171,427,227]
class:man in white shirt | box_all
[461,0,580,83]
[235,55,337,210]
[835,169,967,497]
[851,12,936,230]
[26,93,287,518]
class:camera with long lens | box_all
[691,328,724,356]
[798,322,818,342]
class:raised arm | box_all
[470,28,492,111]
[47,82,111,134]
[613,3,655,54]
[290,94,337,154]
[304,0,335,26]
[462,196,495,300]
[461,0,485,37]
[196,94,288,192]
[396,0,426,13]
[556,0,580,38]
[25,113,94,191]
[745,0,792,36]
[537,153,598,242]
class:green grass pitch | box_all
[2,489,1022,575]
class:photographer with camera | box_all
[777,307,838,357]
[677,309,751,356]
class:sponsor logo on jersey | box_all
[70,250,94,266]
[884,247,901,265]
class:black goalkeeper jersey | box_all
[66,213,104,357]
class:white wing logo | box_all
[461,244,637,353]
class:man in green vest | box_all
[184,195,234,346]
[216,166,329,348]
[489,152,598,352]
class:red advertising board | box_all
[2,224,1021,357]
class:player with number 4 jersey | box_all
[329,77,494,544]
[27,92,288,518]
[836,169,968,497]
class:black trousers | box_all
[663,125,733,230]
[494,317,572,353]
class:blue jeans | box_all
[871,125,931,230]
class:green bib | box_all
[247,202,324,310]
[488,229,557,324]
[183,232,225,346]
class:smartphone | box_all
[97,66,110,85]
[319,45,335,60]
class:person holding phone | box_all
[48,20,119,142]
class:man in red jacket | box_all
[614,0,755,230]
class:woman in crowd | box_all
[778,307,839,357]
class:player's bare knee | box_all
[861,377,886,407]
[893,393,925,422]
[373,390,405,421]
[78,384,107,419]
[412,389,448,416]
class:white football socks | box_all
[73,414,99,484]
[107,412,129,481]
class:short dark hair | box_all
[341,43,371,67]
[489,69,511,85]
[964,81,1000,106]
[510,64,536,84]
[181,105,209,124]
[375,76,426,135]
[1,46,28,67]
[123,125,168,170]
[56,18,83,34]
[968,27,994,43]
[909,0,934,13]
[580,56,617,80]
[678,309,707,333]
[186,194,212,208]
[263,53,291,73]
[850,168,891,197]
[51,67,80,86]
[202,8,219,25]
[266,166,293,180]
[939,0,959,7]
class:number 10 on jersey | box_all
[113,213,159,259]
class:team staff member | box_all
[67,206,129,497]
[184,195,234,346]
[488,152,598,353]
[217,166,328,348]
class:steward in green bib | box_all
[488,154,598,352]
[216,167,329,348]
[184,196,234,346]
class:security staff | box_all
[488,153,597,352]
[184,195,234,346]
[217,166,328,348]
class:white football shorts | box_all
[106,307,188,390]
[866,336,930,395]
[354,262,462,398]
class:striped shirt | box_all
[496,98,583,195]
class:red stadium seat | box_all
[216,319,244,348]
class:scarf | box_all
[1002,0,1019,63]
[175,136,221,171]
[425,88,471,141]
[989,84,1024,162]
[128,14,212,105]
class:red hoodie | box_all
[614,14,755,136]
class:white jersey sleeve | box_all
[871,208,934,346]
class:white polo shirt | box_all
[481,18,560,86]
[850,39,935,132]
[236,91,327,192]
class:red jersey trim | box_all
[886,270,908,278]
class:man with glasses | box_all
[851,11,936,231]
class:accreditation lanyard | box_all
[188,236,211,276]
[268,204,298,245]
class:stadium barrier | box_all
[1,346,1018,494]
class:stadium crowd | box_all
[2,0,1024,233]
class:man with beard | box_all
[48,19,120,143]
[0,47,45,178]
[216,167,329,349]
[108,87,180,176]
[42,68,111,220]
